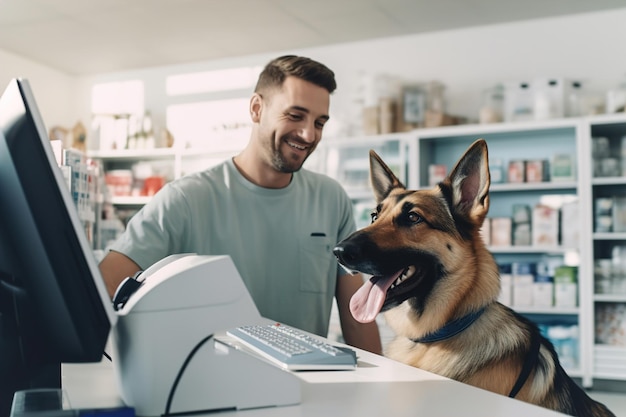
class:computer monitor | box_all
[0,78,116,416]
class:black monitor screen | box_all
[0,78,116,416]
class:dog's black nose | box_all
[333,245,344,260]
[333,242,359,265]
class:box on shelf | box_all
[532,204,559,247]
[551,153,576,182]
[507,160,526,183]
[498,263,512,306]
[105,169,133,197]
[489,157,505,184]
[533,271,554,307]
[525,159,549,183]
[512,262,535,307]
[490,217,512,246]
[513,223,531,246]
[560,201,579,248]
[512,204,531,224]
[480,218,491,246]
[554,266,578,307]
[428,164,447,186]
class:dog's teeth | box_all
[390,266,415,289]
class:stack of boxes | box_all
[481,200,578,249]
[499,261,577,309]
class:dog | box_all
[333,139,614,417]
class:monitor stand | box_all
[111,255,300,417]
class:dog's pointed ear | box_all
[445,139,490,223]
[369,150,405,203]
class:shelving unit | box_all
[321,114,626,387]
[585,115,626,383]
[89,114,626,387]
[413,118,587,381]
[88,147,240,208]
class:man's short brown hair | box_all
[254,55,337,94]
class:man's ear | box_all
[250,93,262,123]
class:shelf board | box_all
[490,181,577,192]
[489,245,575,254]
[110,196,152,205]
[593,232,626,240]
[418,181,578,192]
[594,294,626,302]
[513,306,580,315]
[88,147,177,160]
[592,177,626,186]
[415,118,579,140]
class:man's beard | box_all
[271,149,305,173]
[271,136,312,173]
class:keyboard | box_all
[225,323,357,371]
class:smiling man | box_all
[99,55,382,354]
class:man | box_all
[99,55,382,354]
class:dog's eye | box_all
[370,212,378,223]
[408,212,423,224]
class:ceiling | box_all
[0,0,625,76]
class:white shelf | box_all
[88,147,177,160]
[110,196,153,206]
[490,181,577,192]
[488,245,574,254]
[514,306,580,315]
[91,146,239,207]
[414,117,579,139]
[594,294,626,303]
[593,232,626,240]
[592,176,626,186]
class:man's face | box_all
[253,76,330,173]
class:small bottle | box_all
[566,81,583,117]
[479,84,504,124]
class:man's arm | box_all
[335,272,383,355]
[99,251,143,298]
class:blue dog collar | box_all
[411,307,486,344]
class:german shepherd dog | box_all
[333,139,614,417]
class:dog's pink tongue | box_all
[349,270,403,323]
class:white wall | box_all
[0,49,77,130]
[4,7,626,141]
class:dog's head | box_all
[334,139,499,327]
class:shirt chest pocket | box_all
[299,235,334,293]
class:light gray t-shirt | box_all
[109,158,357,336]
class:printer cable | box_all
[162,334,214,417]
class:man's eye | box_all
[408,212,422,224]
[370,212,378,223]
[288,113,302,120]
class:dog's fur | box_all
[334,139,614,417]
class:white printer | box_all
[111,254,300,417]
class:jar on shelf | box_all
[425,81,445,114]
[611,246,626,293]
[479,84,504,124]
[594,259,612,294]
[566,81,583,117]
[606,77,626,113]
